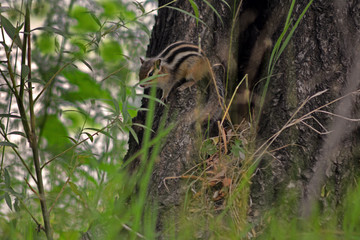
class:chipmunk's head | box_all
[139,58,168,88]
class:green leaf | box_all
[62,110,90,131]
[100,1,121,18]
[122,101,129,123]
[8,131,26,137]
[277,0,314,63]
[219,0,231,9]
[127,125,139,144]
[136,94,165,106]
[95,31,102,44]
[100,1,136,19]
[98,162,117,174]
[112,98,120,115]
[133,1,145,14]
[21,64,29,80]
[4,186,22,198]
[202,0,223,25]
[4,168,10,188]
[136,73,168,87]
[83,132,94,142]
[66,136,78,144]
[84,127,113,139]
[0,113,21,119]
[0,141,18,148]
[231,139,245,159]
[132,123,154,133]
[35,33,56,54]
[79,59,93,72]
[68,181,87,204]
[0,41,9,52]
[41,114,70,150]
[201,139,217,158]
[27,78,46,84]
[68,182,81,196]
[284,0,296,29]
[0,15,22,48]
[78,169,97,185]
[62,69,111,102]
[89,12,102,27]
[188,0,199,25]
[70,38,87,57]
[31,26,67,37]
[70,6,99,33]
[14,198,20,212]
[100,40,123,63]
[4,192,12,210]
[128,108,138,118]
[120,83,127,102]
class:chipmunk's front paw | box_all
[178,81,195,92]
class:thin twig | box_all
[18,198,45,233]
[49,177,71,213]
[41,117,119,169]
[317,109,360,121]
[163,175,206,193]
[221,74,248,126]
[0,128,38,183]
[300,120,331,135]
[269,143,304,153]
[34,62,71,104]
[101,64,128,82]
[0,69,16,95]
[122,223,146,239]
[251,89,360,170]
[24,177,40,199]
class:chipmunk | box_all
[139,41,224,125]
[139,41,215,100]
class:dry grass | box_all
[166,86,360,238]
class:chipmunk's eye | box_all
[148,70,154,77]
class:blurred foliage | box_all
[69,6,100,33]
[0,0,158,239]
[35,33,56,54]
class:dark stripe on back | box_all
[159,42,189,58]
[165,46,200,64]
[172,53,199,74]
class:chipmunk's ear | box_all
[154,59,161,69]
[140,57,144,64]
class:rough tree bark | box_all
[251,0,360,221]
[126,0,235,230]
[126,0,360,234]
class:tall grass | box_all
[257,0,314,123]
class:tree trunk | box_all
[126,0,360,235]
[126,0,234,230]
[251,0,360,219]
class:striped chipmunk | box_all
[139,41,217,101]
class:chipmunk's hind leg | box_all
[177,57,209,92]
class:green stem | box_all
[24,5,53,239]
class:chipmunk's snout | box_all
[140,79,154,88]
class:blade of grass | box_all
[166,6,208,28]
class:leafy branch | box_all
[1,5,53,239]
